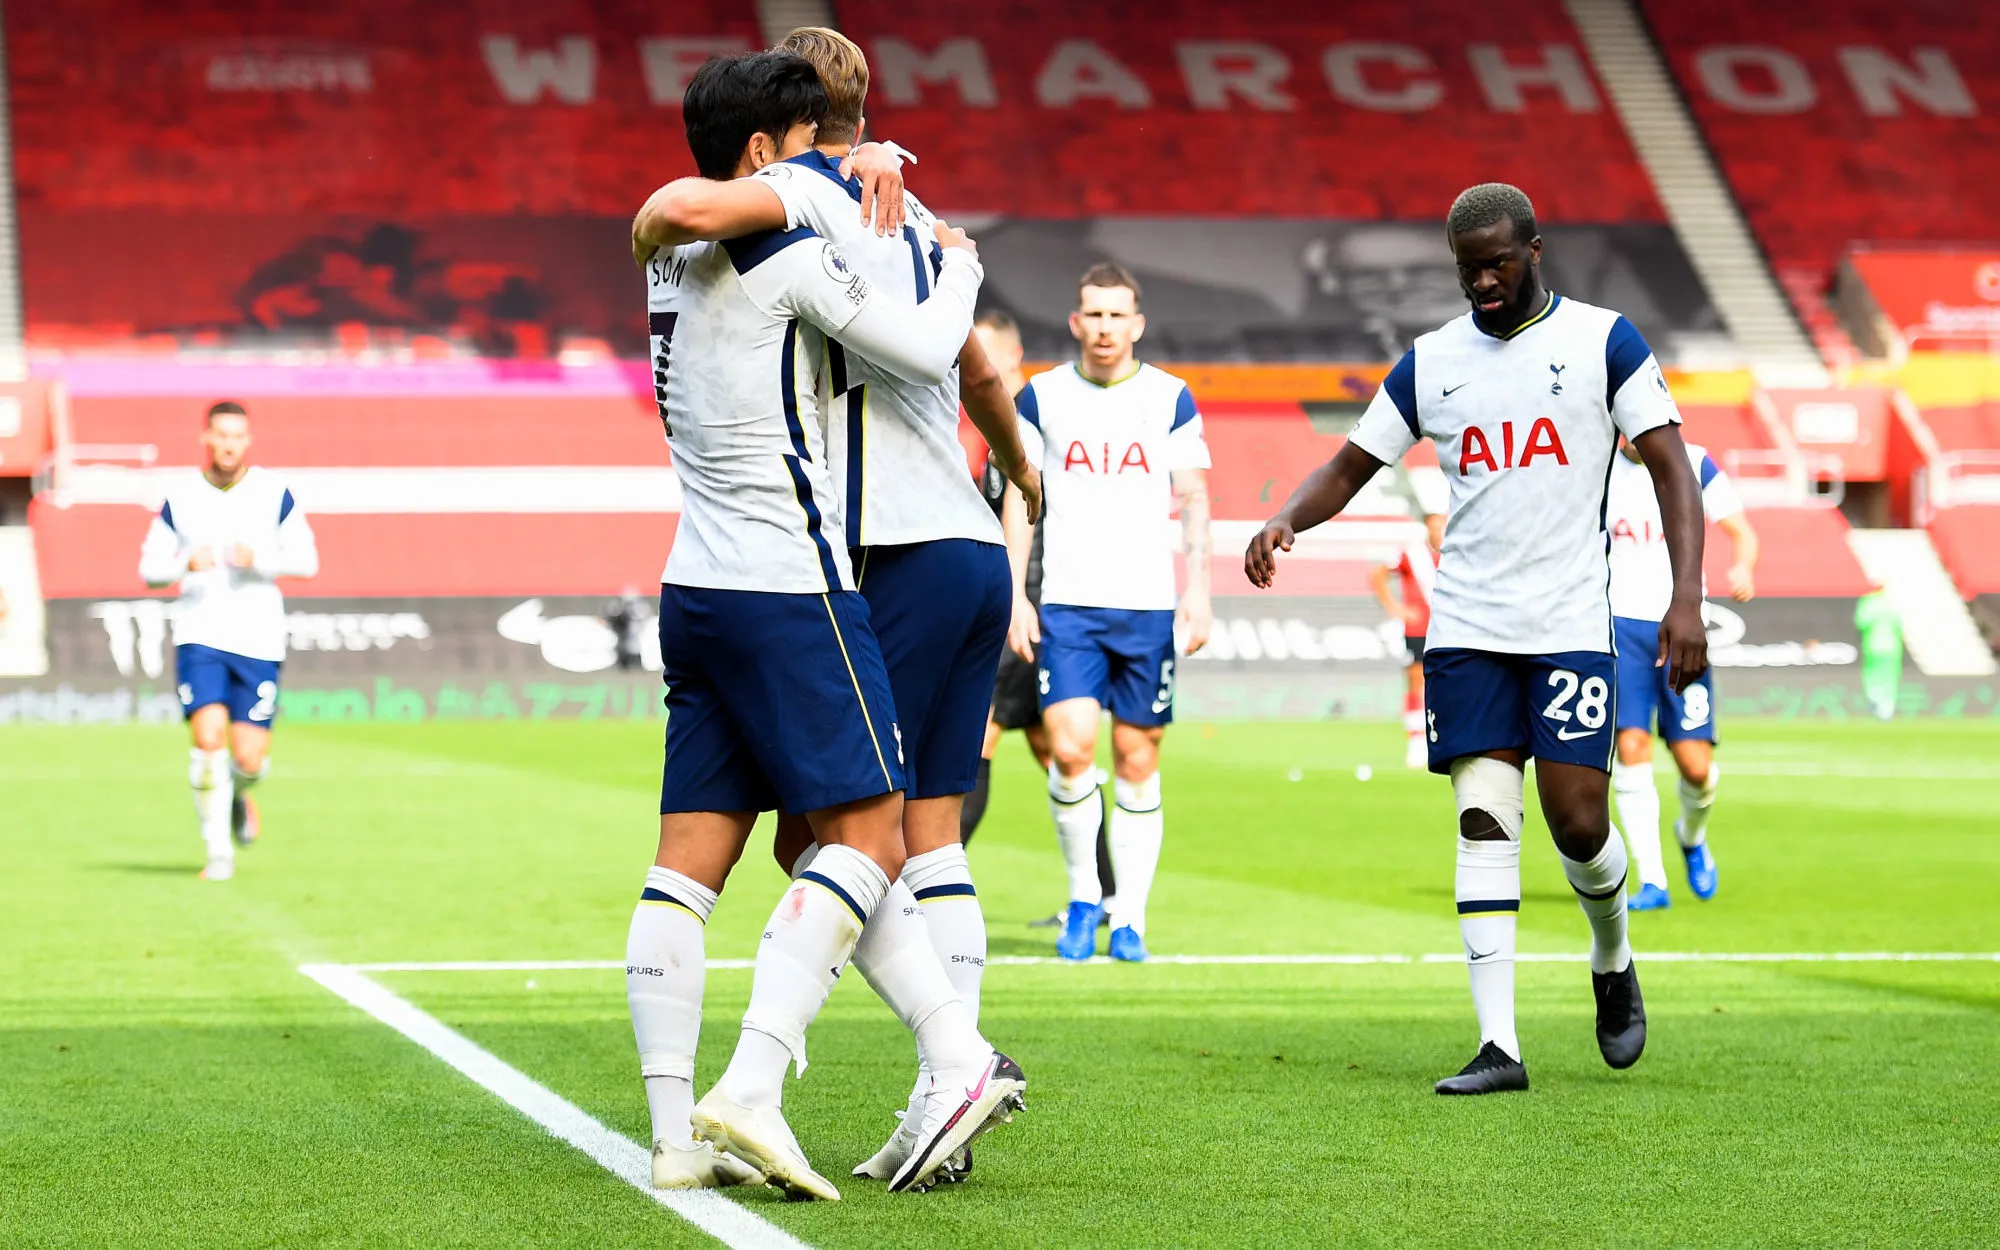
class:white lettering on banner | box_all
[1177,41,1294,111]
[640,37,751,105]
[872,37,998,107]
[87,601,172,678]
[206,54,373,93]
[481,35,596,105]
[1036,39,1152,108]
[1321,43,1441,112]
[1694,45,1816,114]
[1467,44,1599,113]
[1838,46,1975,118]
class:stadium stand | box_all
[1641,1,2000,300]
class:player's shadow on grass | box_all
[989,932,1062,957]
[94,862,202,875]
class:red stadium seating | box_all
[840,0,1662,222]
[1713,507,1871,599]
[1919,405,2000,455]
[1641,1,2000,292]
[1679,404,1776,460]
[1927,506,2000,597]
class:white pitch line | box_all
[344,952,2000,974]
[298,964,809,1250]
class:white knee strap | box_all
[1611,758,1653,795]
[1450,756,1524,843]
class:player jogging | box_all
[1011,262,1213,964]
[1371,510,1445,769]
[622,51,1023,1201]
[1606,437,1758,910]
[1247,184,1708,1095]
[634,28,1038,1190]
[138,402,317,881]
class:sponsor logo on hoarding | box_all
[497,598,661,674]
[85,600,433,677]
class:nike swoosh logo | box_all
[1556,725,1595,741]
[1467,948,1497,962]
[1443,383,1469,397]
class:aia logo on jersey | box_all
[1611,518,1665,546]
[1064,441,1150,474]
[1457,418,1568,475]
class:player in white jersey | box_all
[137,402,317,882]
[1606,440,1759,910]
[630,28,1039,1190]
[621,52,1023,1201]
[1248,184,1709,1095]
[1008,262,1213,964]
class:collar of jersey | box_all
[1070,361,1143,389]
[1474,291,1560,342]
[784,149,863,204]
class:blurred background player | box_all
[1372,510,1445,769]
[970,309,1119,924]
[137,401,318,881]
[1012,263,1212,963]
[1248,184,1707,1095]
[1607,437,1759,910]
[1855,582,1904,720]
[626,50,1025,1198]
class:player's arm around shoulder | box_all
[776,223,984,388]
[631,176,791,265]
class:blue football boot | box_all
[1108,925,1148,962]
[1629,883,1671,912]
[1057,901,1104,960]
[1681,834,1718,900]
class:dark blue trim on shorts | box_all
[800,870,869,924]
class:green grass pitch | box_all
[3,718,1997,1247]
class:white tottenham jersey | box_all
[1349,295,1681,655]
[1606,442,1741,621]
[646,215,982,593]
[136,466,319,661]
[1017,362,1210,611]
[754,152,1001,549]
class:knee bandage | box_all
[1451,756,1524,843]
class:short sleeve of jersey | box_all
[749,163,815,232]
[1165,385,1211,471]
[736,231,871,336]
[1349,349,1419,464]
[1697,452,1744,521]
[1016,380,1046,465]
[1605,316,1679,441]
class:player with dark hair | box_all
[1013,262,1212,964]
[138,401,318,880]
[1248,182,1708,1095]
[623,49,1024,1199]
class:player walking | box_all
[1247,184,1708,1094]
[1011,263,1213,964]
[1606,438,1759,909]
[138,402,317,881]
[1371,510,1444,769]
[622,51,1023,1201]
[632,29,1038,1190]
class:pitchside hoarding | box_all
[8,593,1995,725]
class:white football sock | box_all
[188,748,234,863]
[853,879,989,1078]
[1049,764,1105,906]
[1612,760,1668,892]
[228,755,269,795]
[903,844,986,1024]
[1452,756,1523,1061]
[717,844,889,1108]
[1107,773,1164,936]
[1561,835,1633,975]
[627,865,716,1149]
[1676,763,1718,848]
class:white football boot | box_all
[199,857,234,882]
[853,1080,928,1180]
[691,1089,841,1201]
[888,1051,1026,1194]
[651,1138,762,1190]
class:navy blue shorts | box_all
[176,644,282,725]
[1614,616,1717,743]
[1038,604,1177,728]
[1422,647,1618,775]
[657,585,905,816]
[854,539,1010,799]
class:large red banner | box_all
[1845,249,2000,351]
